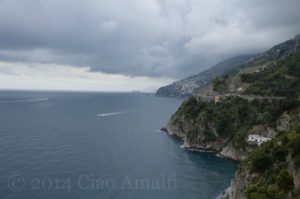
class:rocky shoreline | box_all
[161,124,250,199]
[160,126,245,161]
[160,125,243,199]
[161,108,300,199]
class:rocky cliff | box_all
[220,125,300,199]
[218,35,300,199]
[163,34,300,198]
[163,96,300,160]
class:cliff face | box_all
[219,142,248,161]
[220,126,300,199]
[156,55,254,97]
[219,169,248,199]
[163,96,299,160]
[163,34,300,199]
[163,34,300,156]
[217,35,300,199]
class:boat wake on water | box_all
[97,111,125,117]
[0,98,49,103]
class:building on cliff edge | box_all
[247,134,271,146]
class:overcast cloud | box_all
[0,0,300,91]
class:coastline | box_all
[160,127,240,161]
[160,126,240,199]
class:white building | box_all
[247,134,271,146]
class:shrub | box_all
[272,147,288,162]
[252,154,272,173]
[276,170,294,192]
[212,77,227,92]
[294,155,300,168]
[267,184,280,199]
[289,135,300,157]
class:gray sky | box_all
[0,0,300,91]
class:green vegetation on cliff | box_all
[168,34,300,199]
[211,36,300,98]
[240,126,300,199]
[212,77,227,93]
[172,96,299,149]
[241,50,300,97]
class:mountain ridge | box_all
[156,55,255,97]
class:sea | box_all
[0,91,237,199]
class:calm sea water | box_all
[0,91,237,199]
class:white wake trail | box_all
[97,112,124,117]
[0,98,49,103]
